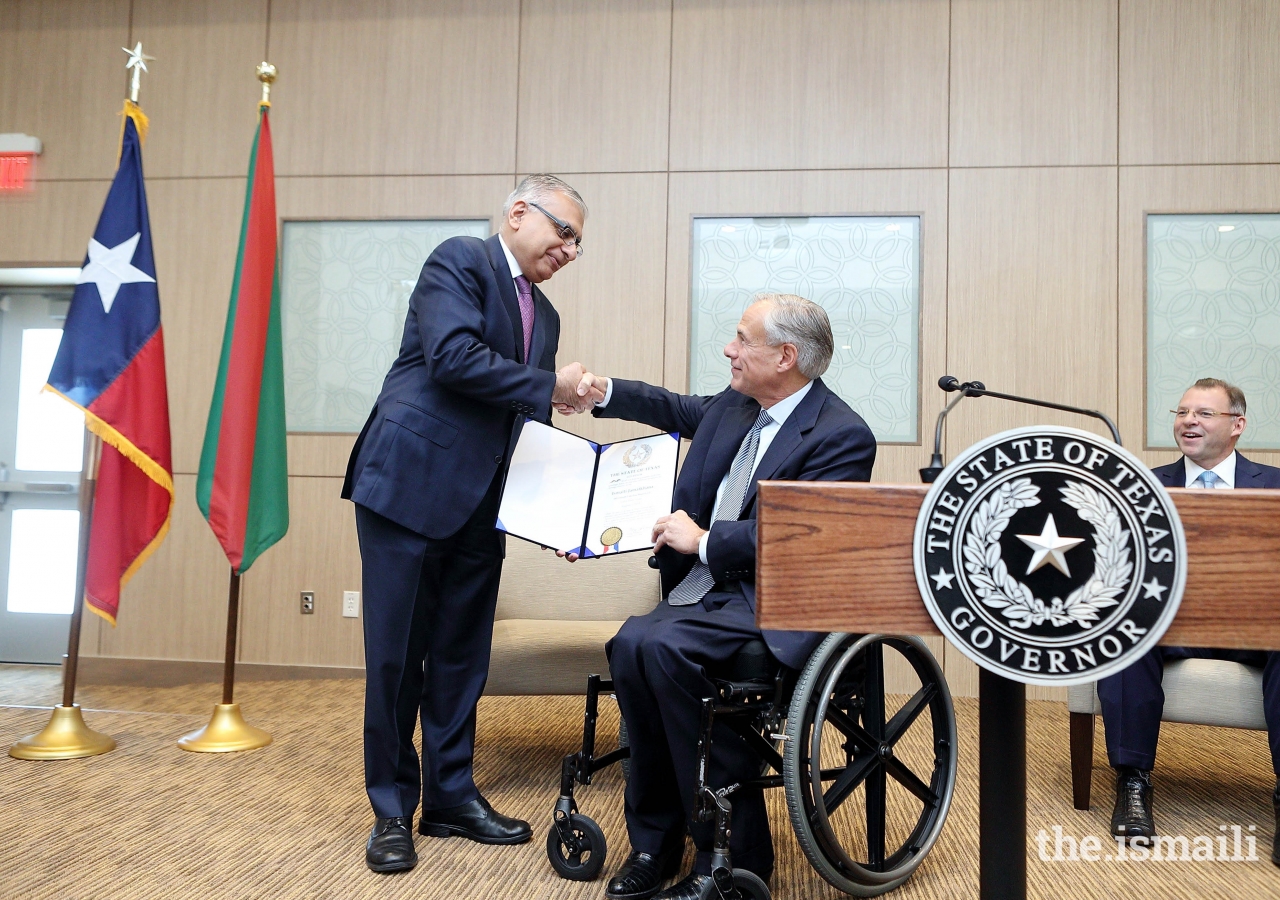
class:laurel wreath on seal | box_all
[962,478,1133,630]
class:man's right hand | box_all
[553,364,606,414]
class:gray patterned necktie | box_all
[668,406,774,606]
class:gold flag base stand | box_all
[9,705,117,760]
[177,703,272,753]
[177,570,272,753]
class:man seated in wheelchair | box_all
[584,294,877,899]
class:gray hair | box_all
[503,174,588,220]
[755,293,834,379]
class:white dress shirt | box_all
[1184,451,1236,489]
[595,378,813,563]
[498,234,525,281]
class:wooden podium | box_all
[757,481,1280,899]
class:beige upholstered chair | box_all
[485,541,661,695]
[1068,658,1267,809]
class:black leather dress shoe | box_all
[1110,767,1155,842]
[418,796,532,845]
[1271,782,1280,867]
[653,873,713,900]
[606,849,683,900]
[366,816,417,873]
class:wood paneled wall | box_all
[4,0,1280,699]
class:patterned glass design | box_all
[282,219,490,432]
[690,216,920,442]
[1147,214,1280,449]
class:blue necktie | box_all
[1195,470,1221,489]
[667,407,773,606]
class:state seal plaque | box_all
[913,426,1186,687]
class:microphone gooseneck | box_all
[921,376,1122,484]
[920,375,969,483]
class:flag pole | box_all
[176,61,280,754]
[9,429,115,760]
[221,567,241,705]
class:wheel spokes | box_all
[821,703,878,754]
[883,756,938,806]
[885,683,936,747]
[865,761,886,868]
[820,751,878,815]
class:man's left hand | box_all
[652,510,706,555]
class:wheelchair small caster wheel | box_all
[733,869,772,900]
[710,866,770,900]
[546,814,607,881]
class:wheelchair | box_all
[546,633,957,899]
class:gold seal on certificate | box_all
[600,527,623,550]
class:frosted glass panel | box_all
[7,509,79,614]
[690,217,920,443]
[15,329,83,472]
[281,219,491,432]
[1147,215,1280,449]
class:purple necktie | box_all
[514,275,535,363]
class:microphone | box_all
[920,376,969,483]
[938,375,986,395]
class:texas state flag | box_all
[47,108,173,625]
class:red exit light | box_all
[0,154,34,192]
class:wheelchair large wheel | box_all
[783,634,956,896]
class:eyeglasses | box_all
[1170,408,1243,421]
[528,202,583,258]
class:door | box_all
[0,288,83,663]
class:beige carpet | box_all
[1,665,1276,900]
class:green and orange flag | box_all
[196,104,288,573]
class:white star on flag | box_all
[77,232,155,314]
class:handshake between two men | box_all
[551,362,607,415]
[345,169,880,899]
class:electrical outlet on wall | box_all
[300,591,315,614]
[342,591,360,618]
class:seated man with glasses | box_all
[1099,377,1280,863]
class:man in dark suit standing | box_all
[1099,378,1280,864]
[343,175,599,872]
[573,295,876,900]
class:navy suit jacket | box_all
[343,234,560,539]
[1151,452,1280,490]
[594,377,877,669]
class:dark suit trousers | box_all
[606,591,774,879]
[354,473,504,819]
[1097,646,1280,775]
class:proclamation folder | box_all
[496,419,679,558]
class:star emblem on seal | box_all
[1016,514,1085,576]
